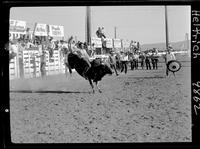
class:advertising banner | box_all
[113,39,122,48]
[91,37,102,48]
[105,38,113,48]
[48,25,64,37]
[33,23,48,36]
[9,19,26,34]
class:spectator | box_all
[145,53,151,70]
[47,37,55,61]
[151,52,159,70]
[129,52,135,70]
[115,52,121,70]
[139,52,145,69]
[120,52,128,74]
[108,51,119,76]
[134,52,139,70]
[96,27,106,39]
[25,28,31,40]
[40,45,46,77]
[165,49,176,76]
[96,27,106,49]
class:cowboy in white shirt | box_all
[165,47,176,76]
[120,52,128,74]
[165,50,176,63]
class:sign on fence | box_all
[48,25,64,37]
[113,39,122,48]
[33,23,48,36]
[105,38,113,48]
[9,19,26,34]
[91,37,102,48]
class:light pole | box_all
[86,6,91,46]
[165,6,169,51]
[114,26,117,39]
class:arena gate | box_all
[9,50,66,80]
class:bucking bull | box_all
[67,52,113,93]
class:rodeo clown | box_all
[165,45,181,77]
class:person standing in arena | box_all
[134,51,139,70]
[108,51,119,76]
[139,52,145,69]
[145,52,151,70]
[151,54,156,69]
[128,52,134,70]
[120,51,128,74]
[39,43,46,77]
[47,36,55,62]
[151,50,159,70]
[165,47,176,76]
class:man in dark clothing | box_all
[145,54,151,70]
[151,56,156,69]
[96,27,106,50]
[120,52,128,74]
[131,58,136,70]
[154,57,158,69]
[128,52,134,70]
[96,27,106,39]
[140,52,145,69]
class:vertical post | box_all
[86,6,91,46]
[75,36,77,43]
[185,33,190,57]
[114,26,117,39]
[165,6,169,51]
[185,33,189,50]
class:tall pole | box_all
[185,33,189,50]
[185,33,190,57]
[165,6,169,51]
[114,26,117,39]
[86,6,91,46]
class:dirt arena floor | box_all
[9,60,191,143]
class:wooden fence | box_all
[9,50,66,80]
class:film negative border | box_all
[1,0,200,149]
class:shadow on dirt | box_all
[125,76,166,79]
[10,90,92,94]
[134,76,166,79]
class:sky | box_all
[10,6,191,44]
